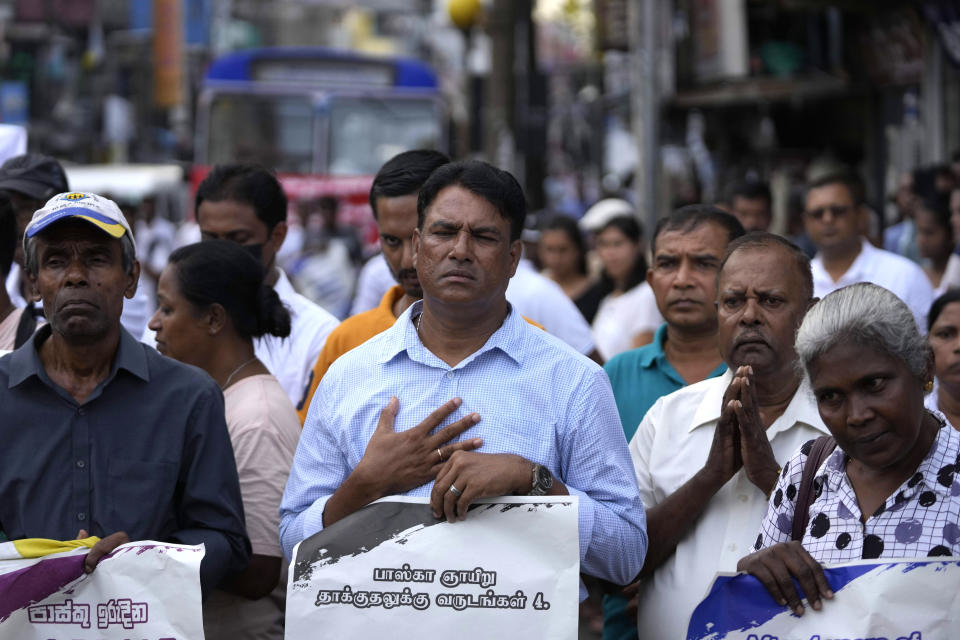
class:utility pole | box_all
[483,0,544,207]
[631,0,659,233]
[485,0,515,173]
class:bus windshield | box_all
[207,93,315,174]
[327,96,441,175]
[205,93,441,176]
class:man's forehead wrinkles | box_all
[429,218,500,234]
[655,243,718,256]
[719,286,746,295]
[720,284,785,295]
[41,237,112,251]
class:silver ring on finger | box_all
[437,448,444,462]
[449,483,462,497]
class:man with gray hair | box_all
[626,232,830,638]
[0,191,250,596]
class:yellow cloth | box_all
[0,537,99,560]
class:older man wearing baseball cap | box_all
[0,155,153,343]
[0,192,250,596]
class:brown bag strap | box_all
[791,435,837,541]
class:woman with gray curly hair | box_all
[737,282,960,617]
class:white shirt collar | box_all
[377,300,526,367]
[840,238,876,283]
[5,264,25,308]
[272,267,294,301]
[690,369,734,430]
[515,258,535,274]
[811,238,873,286]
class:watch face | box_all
[534,465,553,491]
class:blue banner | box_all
[687,559,960,640]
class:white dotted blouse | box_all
[754,415,960,561]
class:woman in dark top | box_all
[538,214,603,322]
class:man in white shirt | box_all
[805,171,934,329]
[195,164,339,404]
[349,252,395,316]
[506,258,598,359]
[628,233,829,639]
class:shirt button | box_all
[728,543,737,552]
[76,460,85,468]
[77,407,85,415]
[446,371,455,379]
[739,494,749,503]
[77,513,86,521]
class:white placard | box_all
[0,541,205,640]
[286,496,580,639]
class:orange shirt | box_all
[296,286,547,425]
[296,286,406,424]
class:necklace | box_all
[416,312,423,334]
[222,356,257,390]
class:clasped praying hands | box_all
[706,366,781,495]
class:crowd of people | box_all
[1,147,959,640]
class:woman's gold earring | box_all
[925,380,934,392]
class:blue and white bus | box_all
[193,47,447,241]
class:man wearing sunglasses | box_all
[805,170,933,329]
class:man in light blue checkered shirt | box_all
[280,160,648,597]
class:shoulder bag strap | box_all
[791,435,837,542]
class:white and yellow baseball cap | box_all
[24,191,136,253]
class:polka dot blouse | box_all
[754,418,960,561]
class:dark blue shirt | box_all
[0,325,250,596]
